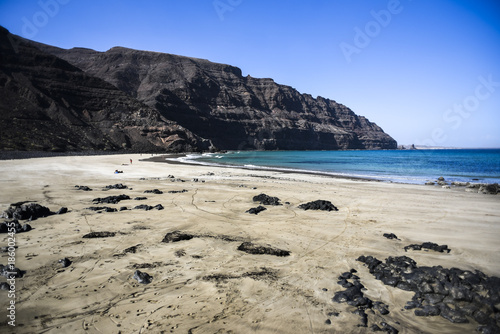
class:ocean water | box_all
[172,149,500,184]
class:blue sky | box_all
[1,0,499,148]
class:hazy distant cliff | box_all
[1,26,397,152]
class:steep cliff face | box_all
[37,44,397,150]
[0,27,212,152]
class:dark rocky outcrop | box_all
[133,270,153,284]
[246,206,267,215]
[237,242,290,257]
[104,183,128,190]
[1,202,53,220]
[383,233,399,240]
[144,189,163,194]
[82,231,116,238]
[56,207,68,214]
[0,220,32,233]
[58,258,72,268]
[85,206,117,213]
[253,194,282,206]
[27,30,397,151]
[333,269,397,331]
[357,255,500,333]
[404,242,451,253]
[133,204,164,211]
[92,194,130,204]
[75,185,92,191]
[162,231,195,243]
[298,200,338,211]
[0,26,212,153]
[0,264,24,278]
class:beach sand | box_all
[0,154,499,333]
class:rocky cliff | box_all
[34,43,397,151]
[1,26,397,152]
[0,27,212,152]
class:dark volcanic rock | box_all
[253,194,282,206]
[104,183,128,190]
[404,242,451,253]
[144,189,163,194]
[133,204,163,210]
[478,183,499,195]
[0,220,32,234]
[0,264,24,278]
[383,233,399,240]
[357,255,500,332]
[56,207,68,214]
[298,200,338,211]
[58,258,72,268]
[237,242,290,257]
[1,202,53,220]
[86,206,117,212]
[168,189,188,194]
[162,231,195,243]
[333,269,397,331]
[82,231,116,238]
[246,206,267,215]
[36,40,397,151]
[92,194,130,204]
[134,197,147,200]
[75,185,92,191]
[133,270,153,284]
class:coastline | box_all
[0,154,499,333]
[141,154,380,183]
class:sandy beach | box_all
[0,154,499,334]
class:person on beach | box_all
[130,159,133,164]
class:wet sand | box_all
[0,154,499,333]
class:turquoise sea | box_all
[172,149,500,185]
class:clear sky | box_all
[1,0,499,148]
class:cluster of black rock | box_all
[357,255,500,333]
[298,200,338,211]
[133,204,164,211]
[253,193,282,206]
[333,269,397,332]
[0,219,32,233]
[134,197,147,200]
[92,195,130,204]
[133,270,153,284]
[1,202,53,220]
[104,183,128,190]
[246,193,283,214]
[237,242,290,257]
[75,185,92,191]
[144,189,163,194]
[383,233,399,240]
[246,206,267,215]
[404,242,451,253]
[168,189,188,194]
[0,264,24,279]
[426,178,499,194]
[162,231,196,243]
[58,258,72,268]
[82,231,116,238]
[86,206,118,213]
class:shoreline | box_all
[0,154,499,333]
[142,154,500,193]
[141,154,380,183]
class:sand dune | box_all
[0,154,499,333]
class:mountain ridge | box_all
[1,26,397,152]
